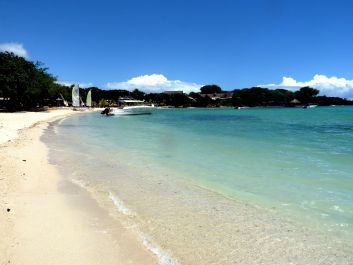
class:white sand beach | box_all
[1,109,352,265]
[0,109,158,265]
[0,109,73,145]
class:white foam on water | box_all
[108,192,179,265]
[108,191,135,216]
[54,117,67,134]
[140,234,180,265]
[57,116,68,125]
[332,205,344,213]
[53,126,59,135]
[70,178,88,188]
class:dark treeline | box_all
[1,52,352,111]
[231,86,353,107]
[56,85,353,108]
[0,52,55,110]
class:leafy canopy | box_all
[0,52,56,110]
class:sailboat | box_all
[59,93,69,107]
[86,89,92,108]
[72,84,80,109]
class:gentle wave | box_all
[108,191,135,216]
[141,234,180,265]
[53,117,68,134]
[70,178,89,189]
[108,191,179,265]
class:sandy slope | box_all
[0,109,76,145]
[0,110,157,265]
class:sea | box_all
[43,106,353,264]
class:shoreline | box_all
[0,110,158,265]
[2,109,353,264]
[45,112,353,264]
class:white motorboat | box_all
[103,99,155,116]
[303,104,318,109]
[235,106,249,109]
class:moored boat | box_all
[102,98,155,116]
[303,104,318,109]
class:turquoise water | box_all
[45,106,353,263]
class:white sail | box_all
[86,89,92,107]
[59,93,69,107]
[72,84,80,107]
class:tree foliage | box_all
[232,87,295,107]
[1,51,351,110]
[294,86,319,104]
[130,89,145,100]
[200,85,222,94]
[189,92,214,107]
[0,52,56,110]
[145,93,192,107]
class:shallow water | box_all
[44,107,353,264]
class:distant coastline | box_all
[1,52,352,113]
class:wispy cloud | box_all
[106,74,202,93]
[0,43,28,58]
[56,81,93,88]
[259,74,353,99]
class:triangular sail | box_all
[59,93,69,107]
[72,84,80,107]
[86,89,92,107]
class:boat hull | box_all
[110,106,155,115]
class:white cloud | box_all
[56,81,93,88]
[106,74,202,93]
[259,74,353,99]
[0,43,28,58]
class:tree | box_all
[200,85,222,94]
[0,52,56,110]
[189,92,214,107]
[98,99,107,107]
[294,86,319,104]
[232,87,269,106]
[169,93,192,107]
[130,89,145,100]
[48,83,71,102]
[232,87,296,107]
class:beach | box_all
[1,108,353,265]
[0,109,158,265]
[3,0,353,263]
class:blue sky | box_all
[1,0,353,97]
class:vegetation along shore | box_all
[1,51,352,111]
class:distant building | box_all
[200,91,234,100]
[290,98,301,104]
[163,90,183,95]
